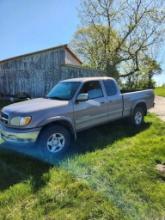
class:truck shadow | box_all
[0,119,151,192]
[74,119,151,154]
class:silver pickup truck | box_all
[0,77,154,155]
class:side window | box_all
[80,81,103,99]
[103,80,118,96]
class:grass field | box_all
[155,86,165,97]
[0,101,165,219]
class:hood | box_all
[3,98,69,114]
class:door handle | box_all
[100,101,105,104]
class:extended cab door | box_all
[73,80,108,131]
[103,79,123,120]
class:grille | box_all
[0,112,9,125]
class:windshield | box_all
[47,81,81,100]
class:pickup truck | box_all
[0,77,154,155]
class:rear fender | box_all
[131,100,147,115]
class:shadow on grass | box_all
[74,119,151,154]
[0,149,51,192]
[0,119,151,192]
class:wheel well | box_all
[134,102,147,115]
[38,120,76,140]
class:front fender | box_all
[38,116,77,139]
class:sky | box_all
[0,0,165,85]
[0,0,80,58]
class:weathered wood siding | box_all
[65,50,81,66]
[61,64,104,80]
[0,47,65,97]
[0,47,104,98]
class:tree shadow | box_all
[0,118,151,192]
[0,148,51,192]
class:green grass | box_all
[0,102,165,219]
[155,86,165,97]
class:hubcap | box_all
[47,133,65,153]
[135,111,143,125]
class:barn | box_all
[0,44,102,97]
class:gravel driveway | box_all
[149,96,165,121]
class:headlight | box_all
[10,116,32,126]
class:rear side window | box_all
[103,80,118,96]
[80,81,103,99]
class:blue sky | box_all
[0,0,164,85]
[0,0,80,58]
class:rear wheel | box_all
[131,106,144,127]
[38,125,71,155]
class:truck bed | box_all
[121,89,154,117]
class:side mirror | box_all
[77,93,88,102]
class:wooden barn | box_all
[0,44,102,97]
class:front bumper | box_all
[0,124,40,144]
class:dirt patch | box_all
[156,164,165,181]
[150,96,165,121]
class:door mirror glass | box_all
[77,93,88,102]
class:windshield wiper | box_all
[46,96,68,101]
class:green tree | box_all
[71,25,121,78]
[143,57,161,88]
[123,56,161,89]
[71,0,165,81]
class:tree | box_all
[143,56,161,88]
[122,56,161,89]
[71,25,121,78]
[71,0,165,80]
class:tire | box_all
[131,106,144,127]
[37,125,71,156]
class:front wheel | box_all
[38,125,71,155]
[131,106,144,127]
